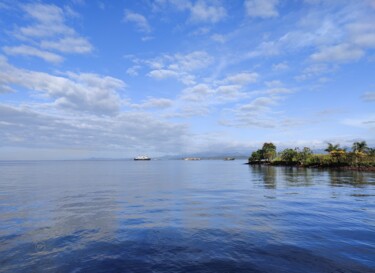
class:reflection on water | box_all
[0,161,374,273]
[328,169,370,186]
[251,165,277,189]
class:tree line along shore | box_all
[248,141,375,171]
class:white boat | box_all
[134,155,151,161]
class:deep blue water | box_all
[0,160,374,273]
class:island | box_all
[247,141,375,171]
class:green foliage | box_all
[248,142,277,163]
[352,141,369,153]
[295,147,313,165]
[280,148,298,164]
[262,142,277,162]
[249,149,263,163]
[329,150,347,164]
[325,143,341,153]
[249,141,375,168]
[304,154,331,166]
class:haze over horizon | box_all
[0,0,374,160]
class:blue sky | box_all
[0,0,374,159]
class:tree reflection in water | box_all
[328,170,369,187]
[249,165,277,189]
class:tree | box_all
[280,148,298,164]
[352,141,369,165]
[249,149,262,163]
[352,141,369,153]
[296,147,313,165]
[325,143,346,164]
[262,142,277,162]
[325,143,340,153]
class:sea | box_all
[0,160,374,273]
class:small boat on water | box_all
[184,157,201,161]
[134,155,151,161]
[224,157,235,161]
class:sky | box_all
[0,0,374,160]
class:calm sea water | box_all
[0,160,374,273]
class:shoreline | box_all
[245,162,375,172]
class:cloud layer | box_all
[0,1,374,159]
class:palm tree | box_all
[352,141,369,166]
[325,143,340,153]
[325,143,347,164]
[352,141,368,153]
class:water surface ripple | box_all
[0,160,374,272]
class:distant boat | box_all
[134,155,151,161]
[184,157,201,161]
[224,157,235,161]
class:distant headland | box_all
[247,141,375,171]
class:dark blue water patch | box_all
[1,228,373,273]
[0,233,22,245]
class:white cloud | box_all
[153,0,226,24]
[247,41,280,58]
[18,3,75,38]
[362,92,375,102]
[246,1,374,66]
[311,44,364,62]
[244,0,279,18]
[0,104,189,156]
[211,34,226,43]
[0,84,13,93]
[216,85,241,94]
[219,85,294,128]
[180,81,250,106]
[23,3,65,28]
[141,36,154,41]
[215,85,248,102]
[272,62,289,71]
[342,115,375,129]
[148,69,179,79]
[265,80,283,88]
[248,19,343,59]
[0,56,125,115]
[5,3,93,62]
[141,51,213,85]
[143,51,213,73]
[181,83,213,101]
[173,51,213,71]
[17,23,73,39]
[130,97,174,109]
[147,68,196,85]
[126,65,141,76]
[348,22,375,48]
[188,0,226,23]
[40,37,92,53]
[124,10,151,33]
[264,87,292,95]
[241,96,278,111]
[223,72,259,85]
[295,63,337,81]
[3,45,63,63]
